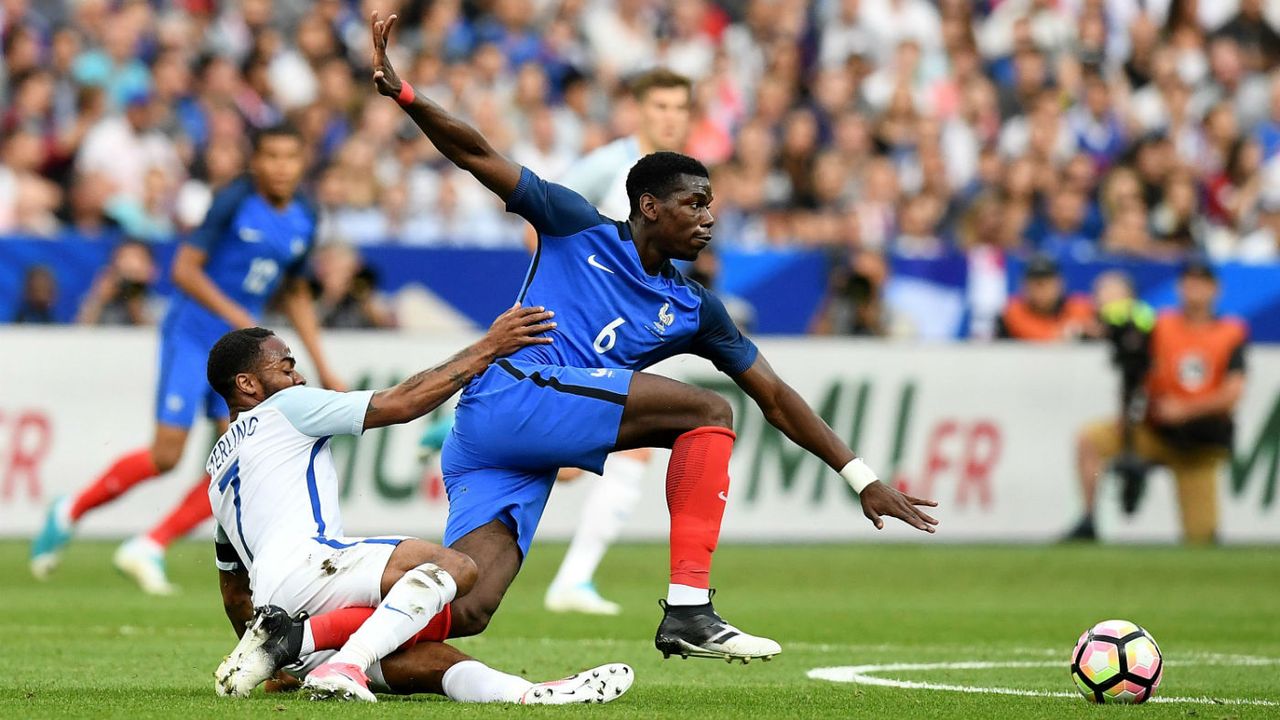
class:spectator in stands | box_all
[1238,190,1280,264]
[996,256,1094,341]
[310,243,395,329]
[76,240,159,326]
[14,265,58,324]
[1068,259,1248,544]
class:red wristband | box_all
[396,82,415,107]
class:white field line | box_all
[807,659,1280,707]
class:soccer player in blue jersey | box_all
[31,125,344,594]
[372,12,938,662]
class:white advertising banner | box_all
[1,328,1277,544]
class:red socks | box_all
[666,426,736,589]
[69,449,159,521]
[145,475,214,547]
[309,605,453,651]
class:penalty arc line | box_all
[807,660,1280,707]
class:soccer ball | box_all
[1070,619,1163,704]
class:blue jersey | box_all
[503,167,758,376]
[163,177,317,342]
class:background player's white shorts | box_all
[250,535,408,689]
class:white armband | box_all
[839,458,879,494]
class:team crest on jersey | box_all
[1177,353,1208,391]
[648,302,676,336]
[290,236,307,256]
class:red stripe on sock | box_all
[307,604,453,652]
[666,426,735,589]
[144,475,214,547]
[69,449,159,521]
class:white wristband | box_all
[839,458,879,494]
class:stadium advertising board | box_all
[1,328,1277,544]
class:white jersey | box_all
[558,135,642,221]
[207,386,374,593]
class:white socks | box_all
[328,563,457,671]
[441,660,533,703]
[666,583,710,606]
[550,454,645,590]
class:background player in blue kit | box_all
[371,11,939,662]
[31,125,344,595]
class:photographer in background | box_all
[76,240,159,326]
[996,256,1095,341]
[1066,260,1248,544]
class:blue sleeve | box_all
[505,166,610,238]
[266,387,375,437]
[187,177,253,252]
[690,285,759,376]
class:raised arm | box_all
[732,354,939,533]
[370,11,521,200]
[363,304,555,429]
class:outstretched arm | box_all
[733,354,939,533]
[370,11,521,200]
[363,304,555,429]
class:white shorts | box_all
[251,535,407,616]
[252,535,409,690]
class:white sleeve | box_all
[214,523,242,572]
[557,141,630,204]
[266,386,375,437]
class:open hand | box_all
[482,303,556,358]
[370,11,403,97]
[859,482,939,533]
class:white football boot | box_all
[520,663,634,705]
[113,536,178,596]
[303,662,377,702]
[545,582,622,616]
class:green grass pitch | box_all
[2,540,1277,719]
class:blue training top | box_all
[504,166,758,376]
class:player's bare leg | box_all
[545,448,649,615]
[32,422,193,584]
[1065,429,1106,541]
[447,520,524,637]
[380,641,634,704]
[614,372,781,663]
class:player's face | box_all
[652,174,715,261]
[253,335,308,400]
[250,134,305,205]
[639,86,691,152]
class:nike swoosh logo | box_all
[718,491,729,502]
[239,227,263,243]
[587,254,615,274]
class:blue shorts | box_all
[441,359,633,556]
[155,329,228,428]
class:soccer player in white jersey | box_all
[207,310,633,704]
[543,68,693,616]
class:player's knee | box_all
[697,391,733,430]
[449,600,496,638]
[438,550,478,597]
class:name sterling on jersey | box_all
[207,416,258,477]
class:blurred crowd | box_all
[3,0,1280,329]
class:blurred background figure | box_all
[14,265,58,324]
[1068,260,1248,544]
[310,242,395,329]
[996,256,1094,341]
[76,240,160,326]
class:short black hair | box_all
[250,123,302,153]
[624,151,709,218]
[207,327,275,401]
